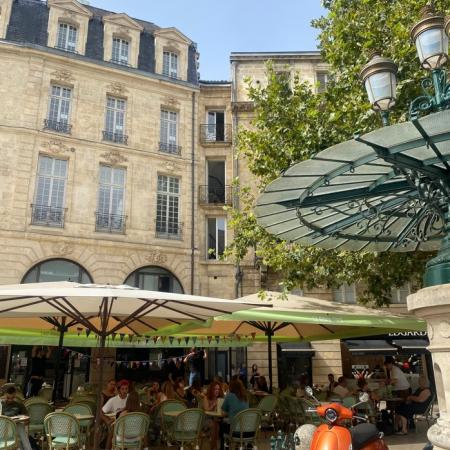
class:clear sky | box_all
[88,0,327,81]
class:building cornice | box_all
[230,51,323,62]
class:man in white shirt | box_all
[102,379,129,418]
[384,357,410,399]
[332,376,351,398]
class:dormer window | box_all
[112,37,129,65]
[57,23,77,52]
[163,51,178,78]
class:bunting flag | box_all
[128,334,133,342]
[85,329,91,337]
[177,337,182,345]
[120,333,125,342]
[207,336,212,344]
[77,327,82,336]
[184,337,190,345]
[152,336,158,344]
[215,336,220,344]
[192,337,197,345]
[169,336,174,345]
[145,338,149,345]
[161,336,167,344]
[112,333,117,341]
[251,332,256,340]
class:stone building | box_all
[0,0,419,390]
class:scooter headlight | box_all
[325,407,338,423]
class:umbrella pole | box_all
[267,324,273,393]
[52,317,67,403]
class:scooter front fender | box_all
[310,424,352,450]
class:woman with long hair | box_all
[203,381,224,450]
[119,391,142,415]
[221,378,248,418]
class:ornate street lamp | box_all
[360,52,398,126]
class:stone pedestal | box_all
[408,284,450,450]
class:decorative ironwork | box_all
[409,69,450,119]
[43,119,72,134]
[200,124,232,144]
[159,142,182,155]
[95,212,126,233]
[102,130,128,145]
[198,185,233,205]
[31,204,66,227]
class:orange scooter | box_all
[302,387,388,450]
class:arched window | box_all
[125,266,183,293]
[22,259,92,283]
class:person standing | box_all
[183,347,207,386]
[384,356,410,400]
[28,346,52,397]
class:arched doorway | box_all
[124,266,184,293]
[22,258,93,284]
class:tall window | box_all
[45,85,72,133]
[332,283,357,304]
[163,51,178,78]
[111,37,129,65]
[207,218,226,260]
[316,72,329,93]
[56,23,77,52]
[96,165,126,233]
[156,175,181,239]
[32,155,67,227]
[206,111,225,141]
[103,97,127,144]
[160,110,179,154]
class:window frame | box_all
[160,109,179,154]
[104,96,127,143]
[47,84,72,131]
[111,37,130,65]
[332,283,357,304]
[162,51,179,78]
[316,71,329,93]
[56,22,78,53]
[156,174,181,239]
[207,217,227,260]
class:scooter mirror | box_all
[305,386,314,397]
[359,392,370,403]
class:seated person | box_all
[203,382,224,450]
[357,378,380,403]
[159,380,176,402]
[173,377,188,405]
[255,375,269,393]
[102,379,129,421]
[326,373,338,397]
[1,386,27,417]
[395,376,432,435]
[101,379,117,406]
[332,376,351,399]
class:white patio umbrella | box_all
[0,281,263,447]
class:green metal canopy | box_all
[255,110,450,252]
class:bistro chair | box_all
[44,412,82,450]
[38,386,54,402]
[26,401,53,438]
[166,408,204,450]
[63,404,94,443]
[24,396,50,407]
[413,393,437,429]
[257,394,277,434]
[112,412,150,450]
[224,408,261,450]
[0,416,19,450]
[159,400,187,444]
[70,399,96,416]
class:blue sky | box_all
[89,0,327,81]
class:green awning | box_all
[255,110,450,252]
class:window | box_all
[332,283,357,304]
[391,283,411,304]
[207,217,226,260]
[206,160,226,203]
[163,51,178,78]
[45,85,72,133]
[207,111,225,142]
[22,259,92,283]
[103,97,127,144]
[32,155,67,227]
[156,175,181,239]
[111,37,129,65]
[56,23,77,52]
[316,72,329,93]
[159,110,179,154]
[125,266,183,293]
[96,165,126,233]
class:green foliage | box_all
[226,0,446,306]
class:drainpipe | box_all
[231,61,242,298]
[190,91,196,294]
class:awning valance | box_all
[345,339,397,354]
[279,342,315,357]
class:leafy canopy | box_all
[226,0,447,306]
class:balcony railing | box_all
[199,185,233,206]
[200,124,232,144]
[44,119,72,134]
[95,212,127,233]
[155,220,183,240]
[159,142,182,155]
[103,130,128,145]
[31,204,65,227]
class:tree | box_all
[226,0,446,306]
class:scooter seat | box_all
[350,423,380,450]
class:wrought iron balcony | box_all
[200,124,232,144]
[159,142,182,155]
[155,220,183,240]
[31,204,65,227]
[44,119,72,134]
[199,185,233,206]
[95,212,127,233]
[102,130,128,145]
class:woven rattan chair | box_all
[167,408,204,450]
[64,404,93,444]
[38,386,53,402]
[257,394,277,434]
[224,408,261,450]
[159,400,186,444]
[24,397,50,407]
[27,401,53,437]
[0,416,19,450]
[112,412,150,450]
[44,412,82,450]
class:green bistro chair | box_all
[224,408,262,450]
[44,412,82,450]
[26,401,53,437]
[63,404,94,444]
[0,416,19,450]
[159,400,187,444]
[24,397,50,407]
[167,408,204,450]
[38,386,54,402]
[70,399,96,416]
[257,394,277,435]
[112,412,150,450]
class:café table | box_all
[10,415,32,450]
